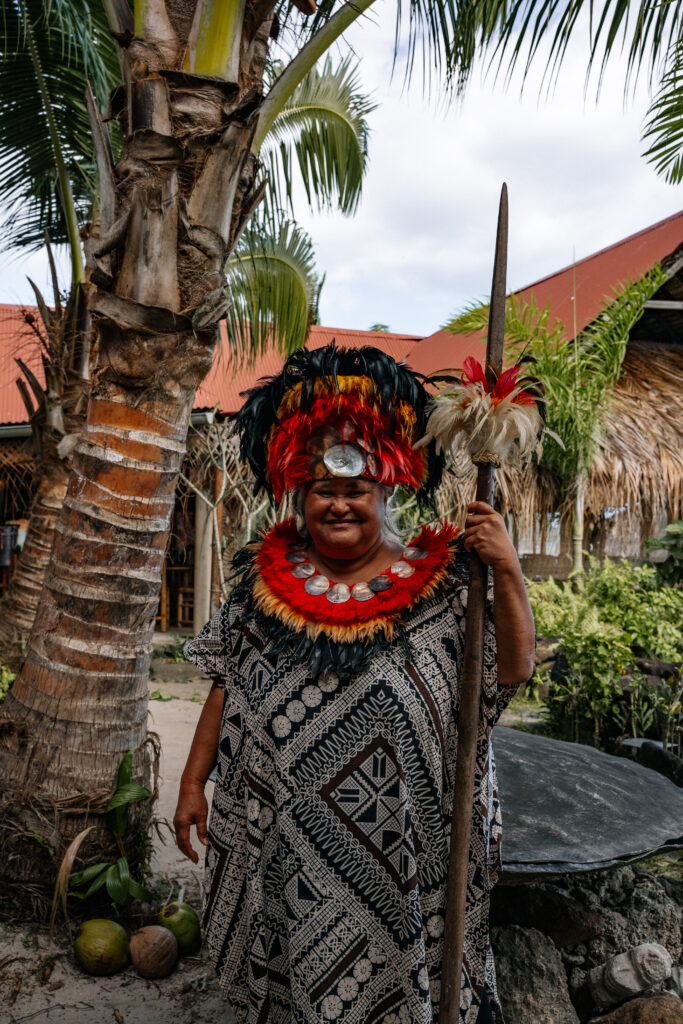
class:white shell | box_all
[390,560,415,579]
[285,551,307,563]
[326,583,351,604]
[292,562,316,578]
[304,574,330,595]
[351,582,374,602]
[403,546,428,561]
[323,443,366,477]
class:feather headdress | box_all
[236,343,445,505]
[416,356,546,466]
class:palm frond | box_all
[224,213,323,361]
[277,0,491,95]
[0,0,119,253]
[642,41,683,184]
[480,0,683,96]
[444,266,667,490]
[260,55,375,215]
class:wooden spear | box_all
[440,183,508,1022]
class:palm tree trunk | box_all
[572,472,586,575]
[0,440,69,649]
[0,3,273,905]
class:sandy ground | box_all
[0,646,230,1024]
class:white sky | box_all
[1,7,681,337]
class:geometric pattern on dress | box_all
[320,735,417,894]
[183,545,521,1024]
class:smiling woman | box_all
[173,343,535,1024]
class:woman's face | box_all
[303,477,387,560]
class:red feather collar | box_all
[252,518,458,645]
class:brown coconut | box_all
[130,925,178,979]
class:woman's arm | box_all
[173,683,225,863]
[463,501,535,686]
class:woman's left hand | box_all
[463,501,518,572]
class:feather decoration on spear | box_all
[415,356,550,466]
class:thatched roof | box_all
[437,341,683,529]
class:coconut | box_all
[74,919,129,976]
[130,925,178,979]
[157,903,202,956]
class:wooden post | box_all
[440,184,508,1022]
[211,466,225,616]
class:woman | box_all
[174,345,535,1024]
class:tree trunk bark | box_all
[0,438,69,650]
[572,473,586,575]
[0,1,275,909]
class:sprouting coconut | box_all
[157,902,201,956]
[130,925,178,979]
[74,919,129,976]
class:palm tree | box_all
[0,0,465,904]
[0,2,371,654]
[448,265,667,572]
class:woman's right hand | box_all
[173,780,209,864]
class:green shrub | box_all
[526,558,683,749]
[0,665,15,703]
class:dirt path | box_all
[1,653,229,1024]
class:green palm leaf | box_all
[0,0,119,253]
[473,0,683,97]
[224,213,323,360]
[642,42,683,183]
[260,55,376,215]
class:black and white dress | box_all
[184,520,518,1024]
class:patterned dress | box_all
[184,521,518,1024]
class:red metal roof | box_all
[408,209,683,379]
[0,304,45,425]
[195,324,421,414]
[2,209,681,424]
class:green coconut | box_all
[157,902,202,955]
[74,919,129,976]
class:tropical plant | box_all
[0,0,471,909]
[67,751,153,908]
[527,558,683,748]
[448,265,667,571]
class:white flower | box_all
[272,715,291,737]
[319,671,339,692]
[258,806,273,829]
[301,685,322,707]
[247,798,260,821]
[417,966,430,990]
[353,959,371,982]
[368,945,386,964]
[430,978,441,1001]
[321,994,343,1019]
[384,1014,400,1024]
[398,1004,411,1023]
[337,976,358,1001]
[426,914,444,937]
[286,699,306,722]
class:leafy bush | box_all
[645,520,683,587]
[0,664,16,702]
[527,558,683,749]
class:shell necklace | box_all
[284,540,430,605]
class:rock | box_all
[150,659,199,683]
[491,885,604,947]
[587,944,672,1008]
[670,966,683,998]
[535,637,560,665]
[635,743,683,787]
[578,872,682,971]
[634,659,680,680]
[588,991,683,1023]
[491,925,580,1024]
